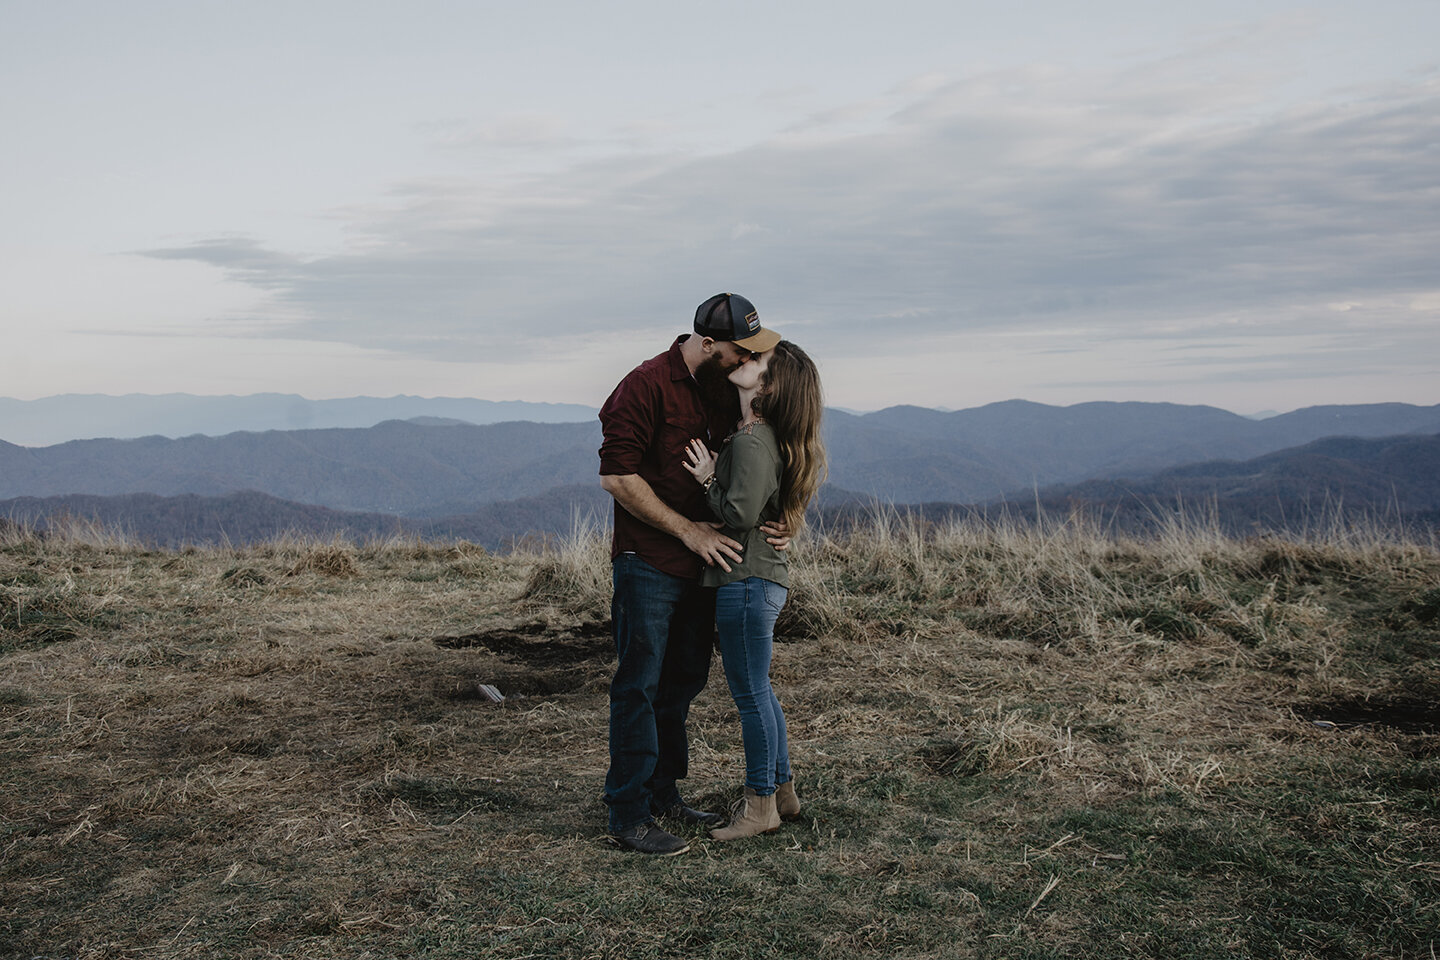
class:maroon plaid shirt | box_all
[599,336,740,579]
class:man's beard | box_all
[694,352,730,389]
[694,353,739,417]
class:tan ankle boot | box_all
[775,780,800,820]
[709,788,780,841]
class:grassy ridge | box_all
[1,514,1436,959]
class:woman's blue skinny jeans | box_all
[714,576,791,796]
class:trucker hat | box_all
[693,292,781,353]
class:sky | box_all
[4,1,1438,416]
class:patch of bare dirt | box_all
[1301,695,1440,735]
[433,619,610,667]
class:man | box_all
[598,292,786,855]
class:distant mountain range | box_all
[0,419,600,515]
[0,393,595,447]
[972,433,1440,535]
[2,399,1438,546]
[8,434,1437,549]
[6,400,1440,509]
[825,400,1440,502]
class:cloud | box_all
[143,236,297,276]
[138,53,1440,370]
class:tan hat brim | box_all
[732,327,781,353]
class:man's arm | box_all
[601,473,744,572]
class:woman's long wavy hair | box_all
[752,340,827,533]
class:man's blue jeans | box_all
[714,577,791,796]
[604,554,715,832]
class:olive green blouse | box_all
[701,421,788,589]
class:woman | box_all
[683,339,826,841]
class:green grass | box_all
[1,518,1436,958]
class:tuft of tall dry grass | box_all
[515,511,612,617]
[286,542,360,578]
[0,511,141,551]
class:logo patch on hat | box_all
[745,311,760,332]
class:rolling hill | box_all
[994,432,1440,533]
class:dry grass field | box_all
[2,512,1437,959]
